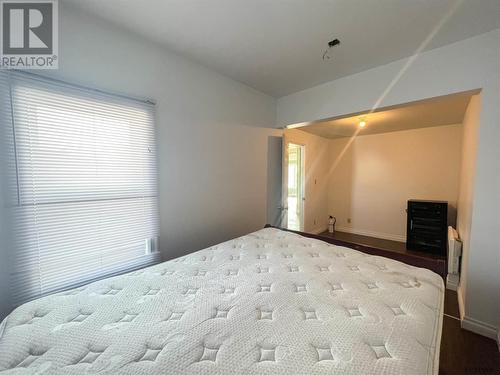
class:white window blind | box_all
[5,72,160,305]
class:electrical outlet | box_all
[347,218,351,224]
[314,219,316,225]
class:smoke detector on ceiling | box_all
[323,38,340,60]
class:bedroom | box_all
[0,1,499,374]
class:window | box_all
[4,72,160,305]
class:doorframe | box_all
[283,140,305,231]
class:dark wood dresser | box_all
[406,200,448,256]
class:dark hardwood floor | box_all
[319,230,408,252]
[318,230,446,259]
[440,290,500,375]
[317,230,447,277]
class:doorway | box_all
[286,143,305,231]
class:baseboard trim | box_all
[456,285,499,349]
[461,315,498,341]
[335,226,406,243]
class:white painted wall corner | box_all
[460,315,499,342]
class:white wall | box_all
[0,3,281,318]
[456,95,480,317]
[0,1,284,318]
[284,129,330,234]
[38,4,281,264]
[328,125,462,241]
[278,30,500,337]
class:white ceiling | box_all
[295,91,475,139]
[64,0,500,97]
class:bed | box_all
[0,227,444,374]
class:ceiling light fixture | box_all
[322,38,340,60]
[359,120,367,128]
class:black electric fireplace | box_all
[406,200,448,256]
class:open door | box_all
[281,135,305,231]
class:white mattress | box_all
[0,228,444,374]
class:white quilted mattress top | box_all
[0,228,444,375]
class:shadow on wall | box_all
[448,204,457,229]
[327,137,355,232]
[267,136,283,227]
